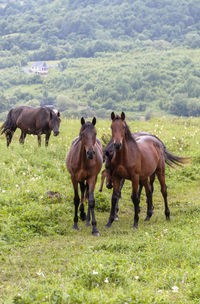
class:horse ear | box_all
[81,117,85,125]
[111,112,115,120]
[121,112,125,120]
[57,111,60,117]
[50,111,53,119]
[92,117,96,126]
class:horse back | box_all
[136,136,164,176]
[16,106,50,134]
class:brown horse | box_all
[106,112,188,229]
[66,117,103,236]
[1,106,61,147]
[102,132,188,222]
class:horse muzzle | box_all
[86,150,95,159]
[53,131,59,136]
[114,142,122,150]
[106,182,113,189]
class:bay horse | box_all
[106,112,188,229]
[66,117,103,236]
[1,106,61,147]
[102,132,188,222]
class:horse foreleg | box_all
[72,180,80,230]
[87,177,99,236]
[157,172,170,220]
[79,182,86,221]
[131,175,140,229]
[106,177,121,228]
[37,135,41,147]
[45,132,51,147]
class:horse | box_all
[1,106,61,147]
[102,131,188,222]
[106,112,188,229]
[66,117,103,236]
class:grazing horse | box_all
[102,132,188,221]
[106,112,188,229]
[66,117,103,236]
[1,106,61,147]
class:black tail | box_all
[0,109,16,134]
[164,149,190,168]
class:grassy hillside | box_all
[1,47,200,119]
[0,117,200,303]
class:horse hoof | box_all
[144,217,150,221]
[105,223,112,228]
[166,216,170,221]
[99,189,102,192]
[93,232,100,237]
[73,225,79,230]
[86,221,90,227]
[114,216,119,221]
[133,224,138,229]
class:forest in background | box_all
[0,0,200,118]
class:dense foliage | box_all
[0,0,200,118]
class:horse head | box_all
[49,110,61,136]
[111,112,126,151]
[80,117,97,160]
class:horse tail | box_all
[0,109,16,134]
[164,148,190,168]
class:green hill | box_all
[0,0,200,118]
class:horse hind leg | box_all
[142,179,153,221]
[6,130,14,147]
[19,131,26,144]
[157,172,170,221]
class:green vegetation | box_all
[0,0,200,118]
[0,117,200,303]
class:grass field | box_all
[0,117,200,304]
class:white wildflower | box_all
[172,286,179,293]
[92,270,98,275]
[104,278,109,283]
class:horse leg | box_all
[131,175,140,229]
[85,183,90,226]
[6,130,14,147]
[142,178,153,221]
[37,135,41,147]
[157,172,170,221]
[72,180,80,230]
[114,178,125,221]
[150,173,156,211]
[19,131,26,144]
[99,169,106,192]
[45,132,51,147]
[87,177,99,236]
[79,181,86,221]
[106,178,121,227]
[137,180,143,213]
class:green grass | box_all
[0,117,200,303]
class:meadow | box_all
[0,117,200,304]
